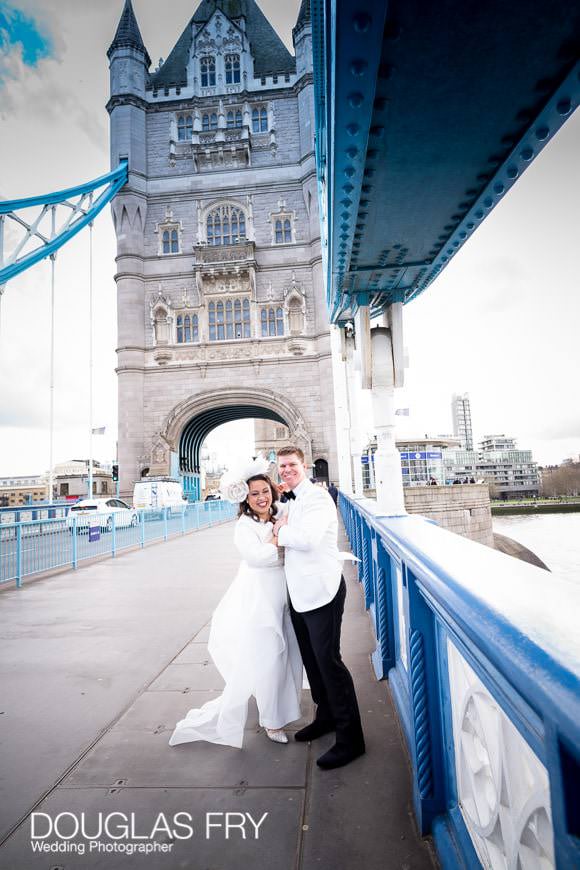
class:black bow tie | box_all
[283,490,296,501]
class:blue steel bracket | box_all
[0,161,128,286]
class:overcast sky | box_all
[0,0,578,478]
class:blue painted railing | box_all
[340,493,579,870]
[0,500,236,587]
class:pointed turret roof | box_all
[108,0,151,66]
[295,0,311,31]
[150,0,295,90]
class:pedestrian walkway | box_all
[0,520,436,869]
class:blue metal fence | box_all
[339,492,579,870]
[0,501,236,587]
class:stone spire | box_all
[107,0,151,66]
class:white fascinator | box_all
[219,454,271,503]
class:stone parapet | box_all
[403,484,493,547]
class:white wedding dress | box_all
[169,511,303,749]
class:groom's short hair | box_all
[277,446,305,462]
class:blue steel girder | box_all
[0,162,128,286]
[312,0,580,323]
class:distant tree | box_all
[540,463,580,497]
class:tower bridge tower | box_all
[107,0,337,498]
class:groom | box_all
[273,447,365,770]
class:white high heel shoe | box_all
[265,728,288,744]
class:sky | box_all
[0,0,578,478]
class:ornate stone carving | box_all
[447,639,555,869]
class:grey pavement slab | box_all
[62,727,309,790]
[0,523,238,843]
[0,517,436,870]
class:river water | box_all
[493,513,580,582]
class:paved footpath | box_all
[0,520,436,870]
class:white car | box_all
[67,498,138,532]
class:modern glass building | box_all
[443,435,540,498]
[362,437,461,489]
[451,393,474,451]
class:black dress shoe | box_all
[294,720,335,742]
[316,740,366,770]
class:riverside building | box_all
[443,435,540,499]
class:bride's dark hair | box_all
[238,474,279,522]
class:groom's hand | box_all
[273,515,288,536]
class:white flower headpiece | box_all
[219,454,271,503]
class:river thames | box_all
[493,513,580,583]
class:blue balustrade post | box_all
[371,539,396,679]
[163,507,168,541]
[361,523,373,608]
[72,516,78,568]
[111,513,117,557]
[405,565,446,834]
[140,510,145,548]
[181,506,186,535]
[16,522,22,588]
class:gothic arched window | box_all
[252,107,268,133]
[162,228,179,254]
[176,314,199,344]
[261,307,284,337]
[225,54,241,84]
[209,299,250,341]
[177,114,193,141]
[226,109,243,129]
[200,56,216,87]
[206,204,246,246]
[202,113,218,131]
[274,216,293,245]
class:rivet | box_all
[493,182,504,194]
[466,223,474,229]
[344,165,355,177]
[340,198,352,207]
[350,59,368,77]
[483,197,492,208]
[556,98,571,115]
[475,210,483,219]
[370,125,385,137]
[346,123,360,136]
[535,125,549,140]
[341,211,350,220]
[343,183,354,192]
[341,222,349,230]
[520,146,534,161]
[506,165,518,179]
[459,231,467,239]
[346,146,358,158]
[348,92,364,108]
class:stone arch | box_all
[159,387,312,474]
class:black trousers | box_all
[290,577,364,746]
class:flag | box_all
[92,426,106,435]
[395,408,409,416]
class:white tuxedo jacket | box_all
[278,479,343,612]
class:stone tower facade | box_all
[107,0,337,498]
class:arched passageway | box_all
[179,404,287,474]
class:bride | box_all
[169,457,303,749]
